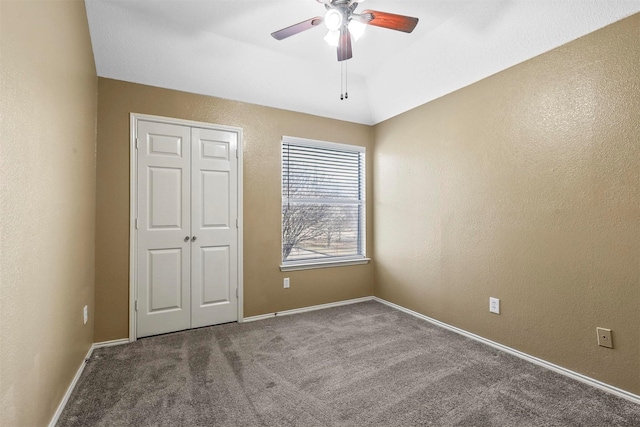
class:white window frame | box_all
[280,136,369,271]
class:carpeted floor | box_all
[58,301,640,426]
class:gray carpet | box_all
[58,301,640,426]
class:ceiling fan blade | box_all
[361,9,419,33]
[337,25,352,61]
[271,17,324,40]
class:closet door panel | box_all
[201,171,229,228]
[191,127,239,328]
[136,120,191,338]
[200,246,230,304]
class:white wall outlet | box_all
[489,297,500,314]
[283,278,290,289]
[83,305,88,325]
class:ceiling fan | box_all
[271,0,419,62]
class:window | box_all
[281,136,368,270]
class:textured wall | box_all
[0,1,97,426]
[373,14,640,394]
[95,78,374,342]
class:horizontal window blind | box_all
[282,138,365,264]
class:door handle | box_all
[192,236,197,242]
[184,236,190,242]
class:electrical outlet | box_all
[596,327,613,348]
[283,278,290,289]
[489,297,500,314]
[83,305,88,325]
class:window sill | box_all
[280,258,371,272]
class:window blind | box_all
[282,138,365,264]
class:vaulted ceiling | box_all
[85,0,640,125]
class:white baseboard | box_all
[48,338,129,427]
[373,297,640,405]
[242,296,374,322]
[48,345,93,427]
[93,338,130,349]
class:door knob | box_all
[192,236,197,242]
[184,236,190,242]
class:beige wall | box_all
[2,4,634,422]
[0,1,97,426]
[95,78,374,342]
[373,14,640,394]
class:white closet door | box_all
[190,127,238,328]
[136,121,191,338]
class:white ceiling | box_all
[85,0,640,125]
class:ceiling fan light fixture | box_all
[323,30,340,47]
[348,19,366,40]
[324,9,343,31]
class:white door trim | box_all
[129,113,244,342]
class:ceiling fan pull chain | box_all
[340,61,344,100]
[345,60,348,99]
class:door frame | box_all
[128,113,244,342]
